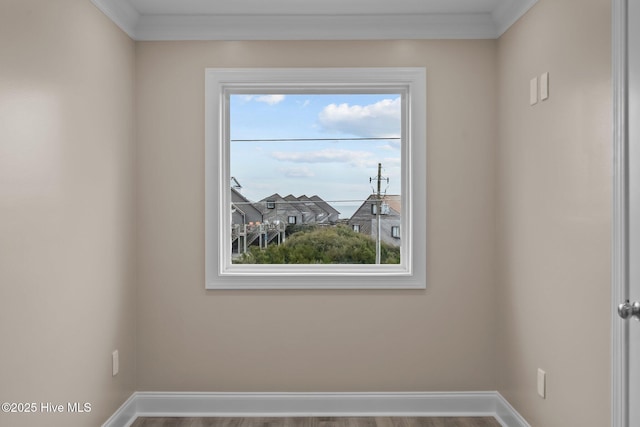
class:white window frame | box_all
[391,225,401,239]
[352,224,361,233]
[205,67,426,289]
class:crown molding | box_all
[492,0,539,35]
[90,0,538,41]
[135,13,499,41]
[91,0,140,39]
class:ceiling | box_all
[91,0,538,41]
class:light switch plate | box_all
[530,77,538,105]
[537,368,546,398]
[540,72,549,101]
[112,350,119,376]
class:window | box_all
[352,224,361,233]
[266,200,276,209]
[391,226,400,238]
[370,202,391,215]
[288,216,297,224]
[205,68,426,289]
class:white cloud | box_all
[318,97,401,138]
[281,167,315,178]
[256,95,285,105]
[382,157,402,167]
[271,148,375,167]
[242,95,286,105]
[379,141,401,151]
[296,99,311,108]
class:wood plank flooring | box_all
[130,417,502,427]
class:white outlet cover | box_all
[537,368,546,398]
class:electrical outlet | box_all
[112,350,119,377]
[537,368,546,398]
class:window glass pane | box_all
[230,93,401,265]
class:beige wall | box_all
[0,0,614,424]
[135,40,499,391]
[496,1,611,426]
[0,1,136,426]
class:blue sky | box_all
[230,94,401,218]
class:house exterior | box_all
[231,190,340,254]
[258,193,340,226]
[259,193,304,225]
[298,195,331,223]
[310,195,340,223]
[283,194,316,224]
[231,188,267,254]
[231,187,263,226]
[348,195,401,247]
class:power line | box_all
[231,199,388,206]
[231,137,400,142]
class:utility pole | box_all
[370,163,389,264]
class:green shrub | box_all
[234,225,400,264]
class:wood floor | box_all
[130,417,502,427]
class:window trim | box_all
[205,67,426,289]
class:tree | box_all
[234,225,400,264]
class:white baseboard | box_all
[101,393,138,427]
[494,394,531,427]
[102,391,530,427]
